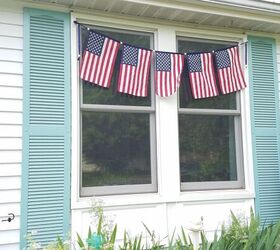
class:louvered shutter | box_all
[21,8,70,248]
[248,36,280,224]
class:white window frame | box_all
[71,12,255,209]
[78,25,157,196]
[177,37,245,191]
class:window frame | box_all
[177,36,245,191]
[79,26,158,196]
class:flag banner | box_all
[155,52,184,97]
[214,46,246,94]
[187,52,218,99]
[118,44,152,97]
[80,31,120,88]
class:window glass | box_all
[179,115,237,182]
[82,112,151,187]
[178,37,244,190]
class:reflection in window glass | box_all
[82,112,151,187]
[179,115,237,182]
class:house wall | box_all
[0,6,23,250]
[0,3,280,250]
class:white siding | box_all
[0,7,23,250]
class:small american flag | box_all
[118,44,152,97]
[187,52,218,99]
[155,52,184,97]
[80,31,120,88]
[214,46,246,94]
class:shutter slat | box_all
[21,8,70,248]
[249,36,280,225]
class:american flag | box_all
[118,44,152,97]
[187,52,218,99]
[80,31,120,88]
[155,52,184,97]
[214,46,246,94]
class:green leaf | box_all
[109,224,118,245]
[77,232,86,249]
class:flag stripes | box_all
[155,52,184,97]
[118,45,152,97]
[187,52,218,99]
[80,31,120,88]
[215,46,246,94]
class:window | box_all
[177,38,244,190]
[80,27,157,196]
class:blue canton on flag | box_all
[215,49,231,69]
[156,52,171,71]
[122,45,138,66]
[188,54,202,72]
[86,32,105,55]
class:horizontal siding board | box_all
[0,151,21,164]
[0,48,22,62]
[0,23,23,37]
[0,36,23,50]
[0,125,22,137]
[0,74,23,87]
[0,215,20,231]
[0,230,19,245]
[0,164,21,176]
[0,190,20,203]
[0,112,22,125]
[0,61,23,74]
[0,86,22,99]
[0,11,23,25]
[0,176,21,190]
[0,100,22,112]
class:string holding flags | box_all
[77,22,247,100]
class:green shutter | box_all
[21,8,70,248]
[249,36,280,224]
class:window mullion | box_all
[81,104,155,113]
[178,108,240,116]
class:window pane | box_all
[81,27,152,106]
[82,112,152,187]
[179,115,237,182]
[178,39,237,109]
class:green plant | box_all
[76,200,118,250]
[119,230,144,250]
[197,208,280,250]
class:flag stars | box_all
[122,45,138,66]
[215,50,231,69]
[188,54,202,72]
[156,52,171,71]
[86,32,105,56]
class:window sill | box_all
[71,189,255,210]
